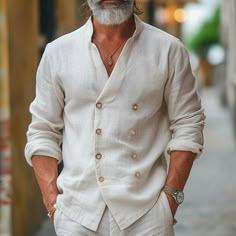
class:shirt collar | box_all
[84,14,144,42]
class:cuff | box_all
[25,141,62,166]
[165,139,203,159]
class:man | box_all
[25,0,205,235]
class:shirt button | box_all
[99,176,104,182]
[135,172,141,178]
[132,104,138,111]
[96,128,102,135]
[131,153,137,159]
[96,153,102,160]
[96,102,103,109]
[129,129,136,136]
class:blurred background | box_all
[0,0,235,235]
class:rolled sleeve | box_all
[165,109,205,158]
[25,45,64,166]
[164,41,205,158]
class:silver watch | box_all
[163,185,184,205]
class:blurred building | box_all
[221,0,236,138]
[0,2,85,236]
[0,1,11,235]
[0,0,198,236]
[0,1,41,236]
[138,0,198,38]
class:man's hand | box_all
[165,192,178,217]
[44,192,58,213]
[32,155,59,214]
[47,203,57,223]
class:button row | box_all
[95,102,140,184]
[98,172,141,183]
[96,102,103,184]
[96,153,137,161]
[96,102,139,111]
[96,128,137,137]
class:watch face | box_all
[176,191,184,204]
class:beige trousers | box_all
[54,191,175,236]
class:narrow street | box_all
[34,84,236,236]
[175,85,236,236]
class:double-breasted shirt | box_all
[25,15,205,231]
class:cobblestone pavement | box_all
[34,85,236,236]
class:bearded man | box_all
[25,0,205,235]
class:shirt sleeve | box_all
[164,41,205,158]
[24,45,64,166]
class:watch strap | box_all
[163,185,184,205]
[163,185,176,196]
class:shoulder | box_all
[141,21,186,52]
[45,23,88,54]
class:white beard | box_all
[88,0,134,25]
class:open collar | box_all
[84,14,144,42]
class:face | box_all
[87,0,134,25]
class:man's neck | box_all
[92,15,136,40]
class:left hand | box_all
[165,192,178,217]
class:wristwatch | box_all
[163,185,184,205]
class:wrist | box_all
[163,185,184,205]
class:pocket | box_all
[161,191,177,225]
[161,191,173,219]
[53,208,61,228]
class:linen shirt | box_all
[25,15,205,231]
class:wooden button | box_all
[96,102,103,109]
[99,176,104,182]
[129,129,136,136]
[96,128,102,135]
[132,104,138,111]
[96,153,102,160]
[135,172,141,178]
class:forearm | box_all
[166,151,195,190]
[165,151,195,215]
[32,155,59,212]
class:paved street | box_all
[175,85,236,236]
[34,85,236,236]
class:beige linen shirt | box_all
[25,16,205,231]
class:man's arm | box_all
[162,41,205,217]
[165,151,195,216]
[32,155,59,215]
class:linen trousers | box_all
[54,191,175,236]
